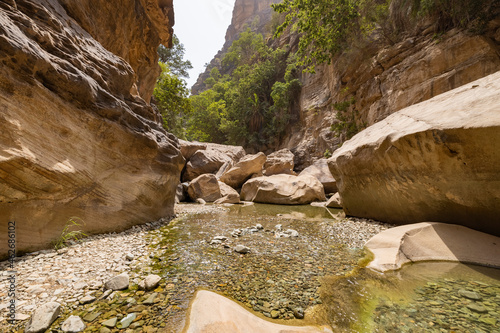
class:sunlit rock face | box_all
[328,72,500,237]
[0,0,183,259]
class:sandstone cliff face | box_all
[328,72,500,236]
[282,26,500,169]
[191,0,277,94]
[0,0,183,258]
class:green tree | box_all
[153,62,192,138]
[157,34,193,78]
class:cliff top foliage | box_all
[273,0,499,72]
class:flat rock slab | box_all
[25,302,61,333]
[365,222,500,272]
[184,290,332,333]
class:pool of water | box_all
[320,262,500,333]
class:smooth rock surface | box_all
[263,149,296,176]
[220,152,267,188]
[25,302,61,333]
[187,174,222,203]
[184,290,332,333]
[139,275,161,291]
[329,72,500,236]
[183,150,234,182]
[299,159,337,194]
[0,0,183,259]
[241,174,326,205]
[104,273,129,291]
[179,140,207,161]
[61,315,86,332]
[215,182,241,204]
[365,222,500,272]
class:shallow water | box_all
[320,262,500,332]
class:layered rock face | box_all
[282,26,500,169]
[0,0,183,258]
[328,72,500,236]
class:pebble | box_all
[60,315,85,332]
[102,317,117,328]
[139,274,161,291]
[234,245,250,254]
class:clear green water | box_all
[321,262,500,333]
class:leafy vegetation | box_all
[272,0,498,72]
[187,29,301,148]
[154,35,193,138]
[53,217,87,250]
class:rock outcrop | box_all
[241,174,326,205]
[365,222,500,272]
[328,72,500,236]
[0,0,183,259]
[220,152,266,188]
[281,27,500,168]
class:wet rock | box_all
[61,315,86,332]
[102,317,118,328]
[25,302,61,333]
[139,275,161,291]
[458,289,482,301]
[467,303,487,313]
[119,313,137,329]
[104,273,129,291]
[79,295,96,305]
[293,307,305,319]
[82,312,101,323]
[143,293,158,305]
[234,245,250,254]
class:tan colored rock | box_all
[325,193,342,209]
[187,174,222,203]
[365,222,500,272]
[241,174,326,205]
[183,143,245,182]
[179,140,207,161]
[263,149,296,176]
[280,28,500,169]
[0,0,182,259]
[183,150,233,182]
[184,290,333,333]
[220,152,267,188]
[299,159,337,193]
[215,182,240,204]
[328,72,500,236]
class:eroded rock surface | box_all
[329,72,500,236]
[263,148,296,176]
[0,0,183,259]
[299,159,337,194]
[241,174,326,205]
[187,174,222,203]
[220,152,266,188]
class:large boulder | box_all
[0,0,182,259]
[241,174,326,205]
[263,149,296,176]
[299,159,337,194]
[187,174,222,202]
[215,182,240,204]
[328,72,500,236]
[183,143,246,182]
[179,140,206,161]
[220,153,267,188]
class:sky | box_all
[173,0,237,89]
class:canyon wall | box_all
[282,23,500,169]
[0,0,184,259]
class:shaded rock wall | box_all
[328,72,500,236]
[282,26,500,169]
[0,0,183,258]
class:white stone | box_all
[61,315,86,332]
[25,302,61,333]
[104,273,129,291]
